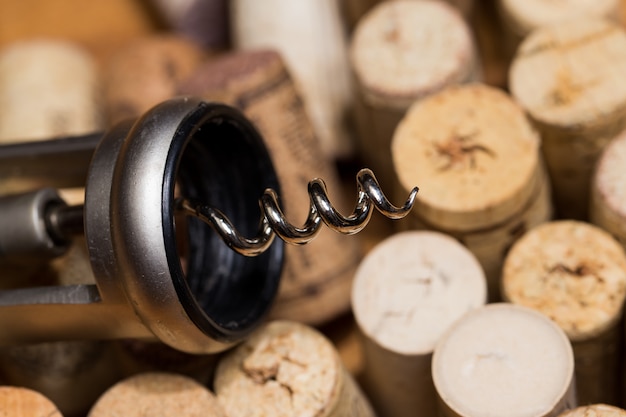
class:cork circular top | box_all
[502,220,626,341]
[392,83,541,231]
[593,130,626,220]
[352,231,486,355]
[88,372,226,417]
[432,303,574,417]
[0,39,100,142]
[558,404,626,416]
[214,320,342,417]
[499,0,618,37]
[350,0,474,109]
[510,19,626,130]
[0,386,63,417]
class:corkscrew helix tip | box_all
[177,168,419,257]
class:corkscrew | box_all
[0,97,417,354]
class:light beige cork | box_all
[392,83,551,300]
[350,0,479,191]
[179,50,363,325]
[339,0,380,32]
[103,35,206,126]
[214,320,375,417]
[591,129,626,250]
[498,0,619,40]
[0,386,63,417]
[432,303,577,417]
[352,230,486,417]
[558,404,626,416]
[509,18,626,219]
[502,220,626,405]
[88,372,227,417]
[0,39,102,143]
[231,0,354,158]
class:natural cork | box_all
[88,372,227,417]
[392,83,551,300]
[179,50,362,325]
[214,320,375,417]
[231,0,354,158]
[432,303,576,417]
[591,129,626,250]
[352,231,486,417]
[558,404,626,416]
[0,386,63,417]
[350,0,478,191]
[497,0,619,43]
[103,35,206,126]
[502,220,626,405]
[509,18,626,219]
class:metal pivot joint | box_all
[0,97,418,354]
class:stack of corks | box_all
[6,1,626,416]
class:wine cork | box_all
[88,372,227,417]
[0,39,102,143]
[509,18,626,220]
[350,0,479,191]
[352,231,487,417]
[231,0,354,159]
[432,303,577,417]
[0,386,63,417]
[214,320,376,417]
[502,220,626,405]
[558,404,626,416]
[179,50,362,325]
[591,129,626,249]
[392,83,552,301]
[103,35,206,126]
[497,0,620,58]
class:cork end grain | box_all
[510,18,626,130]
[391,83,540,230]
[214,321,341,417]
[0,386,63,417]
[559,404,626,416]
[502,221,626,341]
[104,35,205,125]
[433,304,574,417]
[350,0,474,109]
[352,231,486,355]
[0,39,101,142]
[499,0,619,37]
[593,130,626,221]
[88,372,226,417]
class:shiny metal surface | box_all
[179,168,418,256]
[0,97,418,354]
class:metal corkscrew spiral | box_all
[177,168,419,257]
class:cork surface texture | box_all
[593,131,626,221]
[350,0,474,109]
[88,372,226,417]
[352,231,486,355]
[559,404,626,416]
[214,320,374,417]
[0,386,63,417]
[391,83,541,230]
[510,18,626,129]
[502,221,626,341]
[433,304,575,417]
[499,0,619,37]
